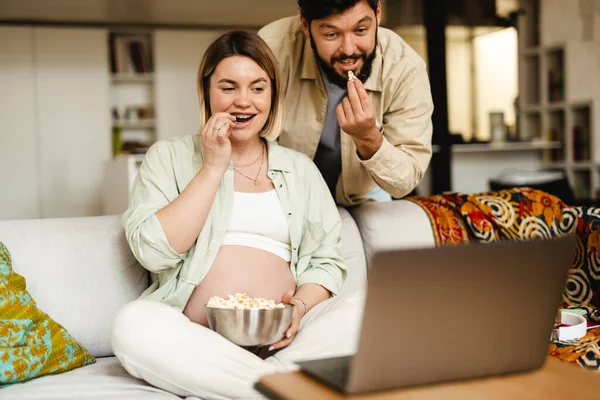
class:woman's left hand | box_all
[268,291,305,351]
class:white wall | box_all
[395,26,475,140]
[395,26,518,142]
[0,0,300,27]
[35,28,111,218]
[474,28,518,141]
[154,29,226,141]
[0,26,111,220]
[0,27,40,219]
[446,27,475,141]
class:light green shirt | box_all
[122,134,347,311]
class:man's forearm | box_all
[360,135,430,199]
[353,126,383,160]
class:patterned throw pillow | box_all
[0,242,95,385]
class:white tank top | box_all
[222,190,292,262]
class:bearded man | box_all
[258,0,434,206]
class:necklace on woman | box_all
[232,147,263,168]
[233,142,265,186]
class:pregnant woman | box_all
[110,31,364,400]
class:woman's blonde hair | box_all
[197,31,284,141]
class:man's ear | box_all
[376,1,382,25]
[300,15,310,39]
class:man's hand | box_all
[336,78,383,160]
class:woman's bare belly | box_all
[183,245,296,326]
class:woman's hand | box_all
[200,113,236,174]
[268,291,306,351]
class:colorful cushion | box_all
[407,187,600,370]
[0,242,95,385]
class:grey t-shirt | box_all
[312,70,346,198]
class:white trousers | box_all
[110,291,365,400]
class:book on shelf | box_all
[572,125,590,161]
[544,128,563,162]
[548,67,564,103]
[109,33,153,74]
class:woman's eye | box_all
[253,87,265,92]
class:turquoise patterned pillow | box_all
[0,242,95,385]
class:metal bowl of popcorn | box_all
[205,293,295,347]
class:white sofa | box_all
[0,200,434,400]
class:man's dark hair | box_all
[297,0,379,23]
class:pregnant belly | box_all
[183,245,296,326]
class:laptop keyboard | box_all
[321,361,350,387]
[302,356,352,389]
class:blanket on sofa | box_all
[407,187,600,370]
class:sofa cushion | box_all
[0,242,95,385]
[350,200,435,267]
[1,357,183,400]
[337,207,367,294]
[0,216,148,358]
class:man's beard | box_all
[309,30,377,89]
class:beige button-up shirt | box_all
[258,16,434,206]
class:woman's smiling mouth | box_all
[233,114,256,126]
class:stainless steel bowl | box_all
[205,304,295,347]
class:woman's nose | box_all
[235,90,251,107]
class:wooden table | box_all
[255,358,600,399]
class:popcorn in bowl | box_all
[205,293,293,346]
[206,292,286,310]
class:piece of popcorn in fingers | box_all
[347,71,358,81]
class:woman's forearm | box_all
[292,283,331,317]
[156,166,224,254]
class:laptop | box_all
[297,235,578,394]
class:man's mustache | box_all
[331,53,366,63]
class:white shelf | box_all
[570,100,593,109]
[112,153,146,162]
[544,161,566,168]
[432,141,561,154]
[544,43,566,53]
[517,0,600,203]
[116,119,155,130]
[111,73,154,83]
[522,46,541,56]
[522,102,593,112]
[453,140,561,153]
[546,102,566,111]
[522,104,542,113]
[570,162,595,169]
[103,154,140,215]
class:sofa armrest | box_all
[350,200,435,267]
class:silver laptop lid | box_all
[346,235,577,394]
